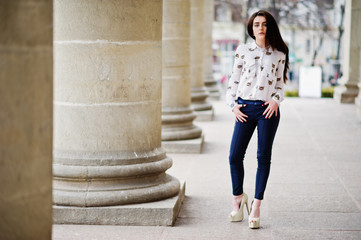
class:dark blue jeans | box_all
[229,98,280,200]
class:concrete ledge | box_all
[53,180,186,226]
[162,135,204,153]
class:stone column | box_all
[203,0,220,99]
[0,1,53,239]
[162,0,204,153]
[355,49,361,120]
[353,1,361,119]
[190,0,214,120]
[53,0,184,226]
[334,0,360,103]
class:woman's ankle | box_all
[253,199,262,207]
[232,193,244,211]
[250,199,261,218]
[233,193,244,198]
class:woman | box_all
[226,10,289,229]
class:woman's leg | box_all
[255,109,280,200]
[249,109,280,222]
[229,119,257,198]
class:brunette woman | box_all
[226,10,289,229]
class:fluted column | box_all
[190,0,214,120]
[53,0,183,226]
[203,0,220,99]
[0,1,53,239]
[334,0,360,103]
[162,0,204,153]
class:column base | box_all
[194,108,214,121]
[191,86,214,120]
[205,84,221,99]
[356,82,361,121]
[205,79,221,100]
[333,83,359,103]
[162,134,204,153]
[207,91,221,100]
[161,107,202,141]
[53,180,185,226]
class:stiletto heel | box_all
[249,200,260,229]
[245,201,250,215]
[229,193,249,222]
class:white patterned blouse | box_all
[226,41,286,110]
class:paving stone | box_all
[53,225,166,240]
[348,187,361,209]
[269,212,361,230]
[53,98,361,240]
[163,217,273,240]
[272,229,361,240]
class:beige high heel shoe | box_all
[249,200,260,229]
[229,193,250,222]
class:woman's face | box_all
[252,16,267,41]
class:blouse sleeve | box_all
[272,53,286,105]
[226,45,244,110]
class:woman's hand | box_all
[233,104,248,122]
[263,99,278,119]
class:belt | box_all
[237,98,264,106]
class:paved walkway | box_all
[53,97,361,240]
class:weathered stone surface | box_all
[54,0,162,42]
[355,77,361,120]
[334,0,361,103]
[0,1,53,239]
[162,134,204,153]
[190,0,213,120]
[203,0,220,100]
[161,107,202,141]
[161,0,203,151]
[53,0,183,225]
[54,181,185,226]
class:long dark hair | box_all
[247,10,289,83]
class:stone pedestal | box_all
[334,0,360,103]
[162,0,203,153]
[54,180,185,226]
[203,0,220,100]
[190,0,214,121]
[0,1,53,239]
[53,0,184,226]
[334,83,359,103]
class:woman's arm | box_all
[263,52,286,119]
[272,53,286,105]
[226,45,244,110]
